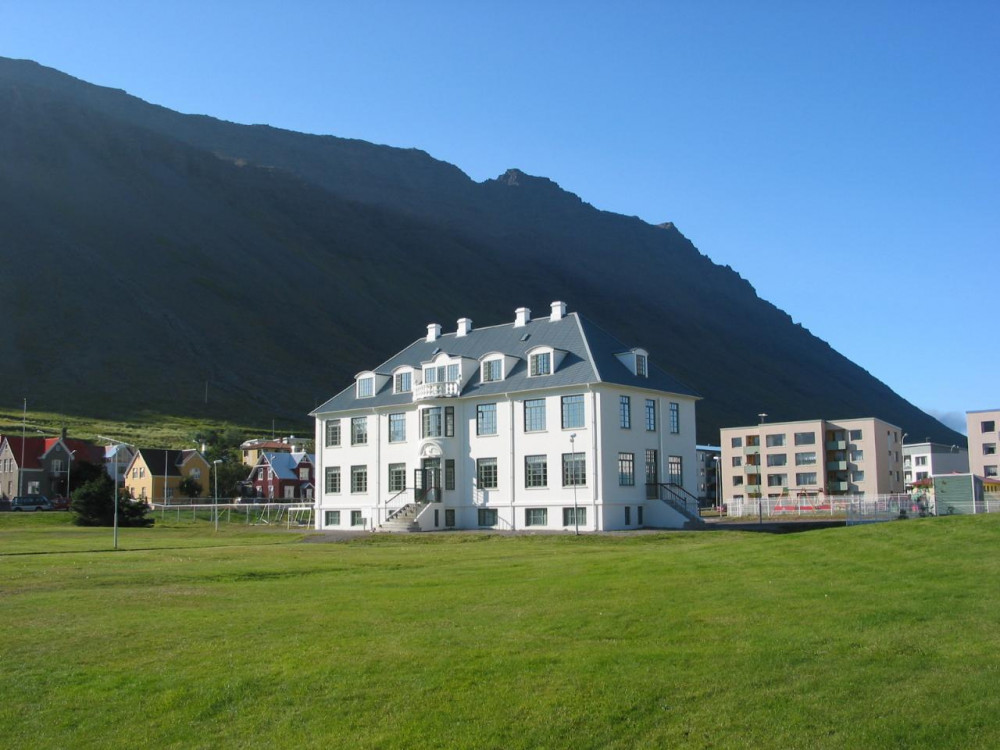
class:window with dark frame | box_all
[645,399,656,431]
[477,403,497,436]
[525,455,547,488]
[561,395,585,429]
[618,452,635,486]
[620,395,631,429]
[477,457,498,489]
[325,419,341,447]
[524,399,546,432]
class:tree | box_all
[70,473,153,527]
[178,477,203,499]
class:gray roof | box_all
[311,311,699,415]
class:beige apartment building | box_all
[719,417,904,501]
[966,409,1000,479]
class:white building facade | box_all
[311,303,701,532]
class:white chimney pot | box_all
[456,318,473,337]
[426,323,442,342]
[550,301,567,321]
[514,307,531,328]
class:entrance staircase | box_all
[377,503,422,533]
[652,483,707,528]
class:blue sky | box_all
[3,1,997,434]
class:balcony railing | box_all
[412,381,460,401]
[826,440,847,451]
[827,461,847,471]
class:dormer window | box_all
[393,371,412,394]
[425,364,459,384]
[357,377,375,398]
[529,351,552,377]
[482,359,503,383]
[636,354,648,378]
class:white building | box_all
[311,302,701,532]
[902,442,968,488]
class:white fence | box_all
[725,493,1000,524]
[150,501,314,528]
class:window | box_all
[563,507,586,526]
[477,403,497,436]
[351,510,364,527]
[393,371,411,393]
[350,465,367,493]
[421,406,454,438]
[766,454,787,467]
[645,399,656,431]
[478,508,498,527]
[525,455,547,488]
[530,352,551,376]
[985,466,998,477]
[445,509,456,527]
[388,463,406,493]
[562,453,586,486]
[732,456,743,467]
[984,444,997,455]
[52,459,63,473]
[425,364,459,384]
[524,399,546,432]
[795,452,817,466]
[482,359,502,382]
[733,476,744,486]
[669,402,680,434]
[796,472,817,485]
[298,467,309,480]
[445,459,455,491]
[357,377,374,398]
[794,432,816,446]
[849,429,863,441]
[351,417,368,445]
[852,470,865,482]
[561,395,585,428]
[914,456,927,466]
[388,413,406,443]
[625,506,632,525]
[525,508,548,527]
[325,419,341,447]
[325,467,341,494]
[667,456,683,486]
[731,436,743,448]
[765,434,785,447]
[636,354,647,377]
[619,396,631,429]
[324,510,340,526]
[746,435,760,446]
[477,458,498,489]
[982,421,996,433]
[850,449,864,462]
[618,452,635,486]
[767,474,787,487]
[915,471,929,480]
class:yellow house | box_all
[124,449,211,503]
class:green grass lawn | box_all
[2,513,998,749]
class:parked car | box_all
[50,496,71,511]
[11,496,53,512]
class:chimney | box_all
[550,301,567,321]
[456,318,473,337]
[426,323,442,342]
[514,307,531,328]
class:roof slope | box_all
[313,311,698,414]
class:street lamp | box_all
[569,433,579,535]
[97,436,133,551]
[213,459,223,532]
[713,455,721,515]
[66,449,78,503]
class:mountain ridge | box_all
[0,56,960,445]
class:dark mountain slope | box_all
[0,57,959,444]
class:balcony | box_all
[827,461,847,471]
[745,464,761,475]
[826,481,849,493]
[744,445,760,455]
[826,440,847,451]
[413,381,460,401]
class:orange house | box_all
[123,449,211,503]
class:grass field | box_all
[2,513,998,749]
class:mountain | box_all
[0,57,961,445]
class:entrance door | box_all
[415,458,442,503]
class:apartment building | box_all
[966,409,1000,479]
[311,302,701,532]
[902,442,969,487]
[719,417,904,501]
